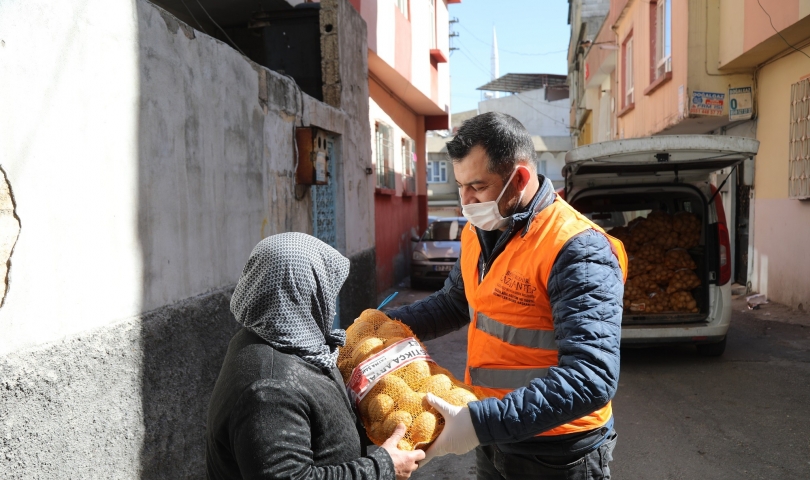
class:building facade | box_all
[351,0,456,292]
[568,0,810,309]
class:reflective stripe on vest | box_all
[475,312,558,351]
[468,367,549,389]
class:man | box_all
[386,112,626,479]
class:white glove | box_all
[420,393,480,466]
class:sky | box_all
[446,0,571,113]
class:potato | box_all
[345,321,377,348]
[377,321,411,339]
[367,393,396,422]
[418,374,453,396]
[409,411,438,444]
[382,410,414,437]
[351,337,385,364]
[441,388,479,406]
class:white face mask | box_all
[460,168,525,231]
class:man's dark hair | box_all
[446,112,535,179]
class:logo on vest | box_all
[492,270,537,306]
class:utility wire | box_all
[193,0,248,57]
[512,93,575,130]
[756,0,810,60]
[459,23,568,57]
[178,0,209,35]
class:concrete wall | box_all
[478,89,571,137]
[0,0,372,477]
[748,45,810,310]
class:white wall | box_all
[0,0,371,356]
[478,88,571,136]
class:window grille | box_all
[654,0,672,79]
[623,36,634,107]
[376,123,395,190]
[427,161,447,183]
[789,78,810,199]
[401,137,416,192]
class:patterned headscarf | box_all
[230,232,351,371]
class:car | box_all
[563,135,760,356]
[410,217,466,290]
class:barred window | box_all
[375,122,395,190]
[401,137,416,192]
[789,78,810,199]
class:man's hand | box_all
[381,423,425,479]
[420,393,480,466]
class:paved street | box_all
[377,286,810,479]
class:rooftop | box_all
[477,73,568,93]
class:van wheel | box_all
[697,336,726,357]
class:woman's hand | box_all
[380,423,425,480]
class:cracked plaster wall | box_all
[0,0,373,477]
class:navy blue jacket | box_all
[386,177,624,449]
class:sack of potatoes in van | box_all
[672,212,701,249]
[628,290,670,313]
[664,248,697,270]
[669,290,699,312]
[666,268,701,294]
[338,309,480,451]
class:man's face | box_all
[454,145,520,215]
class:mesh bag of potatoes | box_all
[337,309,480,452]
[669,290,699,312]
[664,248,697,270]
[666,268,701,294]
[628,290,670,313]
[672,212,701,249]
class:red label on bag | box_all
[346,337,433,405]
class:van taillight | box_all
[718,222,731,286]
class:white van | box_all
[563,136,759,356]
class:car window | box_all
[422,220,466,241]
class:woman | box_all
[206,233,423,479]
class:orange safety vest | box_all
[461,195,628,436]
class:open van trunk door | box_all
[563,136,759,196]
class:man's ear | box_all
[515,164,532,190]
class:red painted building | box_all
[350,0,457,292]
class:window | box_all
[375,122,395,189]
[653,0,672,80]
[427,160,447,183]
[789,78,810,199]
[622,34,634,108]
[395,0,408,19]
[429,0,436,49]
[401,137,416,192]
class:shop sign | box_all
[690,91,725,116]
[729,87,753,121]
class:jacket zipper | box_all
[478,223,515,282]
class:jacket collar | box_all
[511,174,557,237]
